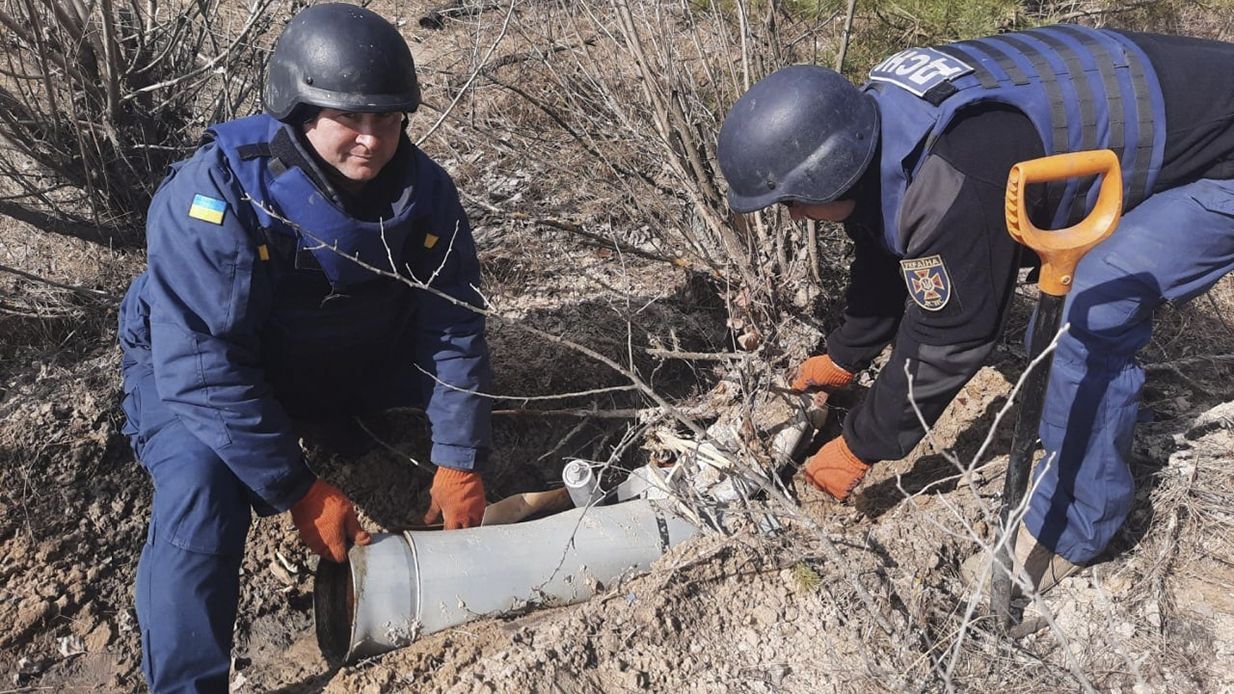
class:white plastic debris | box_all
[57,635,85,658]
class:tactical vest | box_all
[864,24,1167,256]
[206,114,432,413]
[207,114,427,287]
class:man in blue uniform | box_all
[117,4,492,690]
[717,27,1234,591]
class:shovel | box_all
[991,149,1124,627]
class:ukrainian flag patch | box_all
[188,194,226,225]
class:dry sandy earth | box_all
[4,2,1234,693]
[4,203,1234,692]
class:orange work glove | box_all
[802,436,871,502]
[423,467,486,530]
[791,354,854,392]
[290,479,372,563]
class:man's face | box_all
[302,109,403,185]
[784,199,856,223]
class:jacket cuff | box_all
[825,350,864,377]
[840,418,884,465]
[259,460,318,514]
[835,435,873,469]
[431,443,488,472]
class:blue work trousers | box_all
[120,357,420,693]
[1027,177,1234,563]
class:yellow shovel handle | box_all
[1005,150,1123,296]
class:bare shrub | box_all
[422,0,874,351]
[408,0,1233,690]
[0,0,281,237]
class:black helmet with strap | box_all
[717,65,879,213]
[264,3,421,122]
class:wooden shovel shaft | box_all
[990,292,1064,625]
[992,150,1124,628]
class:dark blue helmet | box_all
[264,3,421,122]
[717,65,879,213]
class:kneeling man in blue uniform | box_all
[718,27,1234,592]
[117,4,491,690]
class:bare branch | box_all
[0,261,119,302]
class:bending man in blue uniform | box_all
[117,4,492,690]
[718,27,1234,593]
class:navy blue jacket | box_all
[827,29,1234,462]
[119,114,492,512]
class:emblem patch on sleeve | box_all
[188,194,227,225]
[869,47,974,97]
[900,255,952,311]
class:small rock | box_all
[1104,573,1132,594]
[753,604,779,627]
[86,622,113,652]
[767,664,791,688]
[37,579,65,599]
[117,610,137,634]
[1145,600,1163,633]
[13,597,54,640]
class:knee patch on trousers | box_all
[142,423,252,556]
[1064,253,1159,355]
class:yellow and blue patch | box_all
[188,194,227,225]
[900,254,951,311]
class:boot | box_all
[960,524,1082,596]
[1013,524,1081,595]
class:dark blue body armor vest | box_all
[205,115,433,413]
[865,24,1167,255]
[207,114,424,287]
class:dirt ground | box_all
[4,2,1234,693]
[4,200,1234,692]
